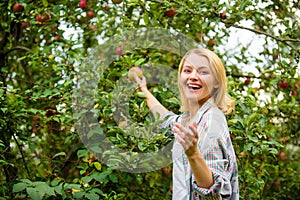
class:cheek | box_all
[179,74,187,82]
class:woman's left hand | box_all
[173,122,200,157]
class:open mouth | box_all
[187,83,202,91]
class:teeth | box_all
[188,84,201,89]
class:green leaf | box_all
[248,136,258,142]
[52,152,66,159]
[77,149,88,159]
[239,0,249,11]
[85,192,99,200]
[64,183,82,190]
[36,183,55,196]
[73,191,85,199]
[54,183,63,195]
[13,182,27,193]
[82,175,93,183]
[1,108,8,114]
[93,162,102,171]
[109,173,118,183]
[136,92,147,98]
[42,0,48,7]
[90,188,104,196]
[269,148,278,155]
[20,179,32,184]
[92,170,111,182]
[51,178,61,187]
[135,58,146,66]
[26,187,44,200]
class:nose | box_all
[188,69,199,81]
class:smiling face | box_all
[179,53,219,108]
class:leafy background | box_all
[0,0,299,199]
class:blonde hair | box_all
[178,48,234,114]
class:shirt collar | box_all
[183,98,215,123]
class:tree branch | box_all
[223,22,299,49]
[12,133,31,178]
[3,46,33,57]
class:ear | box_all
[213,81,219,89]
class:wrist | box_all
[187,149,203,160]
[140,87,149,94]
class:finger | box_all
[188,122,198,139]
[175,123,195,140]
[133,73,141,83]
[173,126,185,138]
[173,132,185,145]
[174,123,187,133]
[173,125,195,149]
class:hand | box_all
[173,122,200,157]
[132,73,148,92]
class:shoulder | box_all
[201,106,227,128]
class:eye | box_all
[183,68,192,73]
[198,70,209,75]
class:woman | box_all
[133,48,239,199]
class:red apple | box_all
[280,137,287,143]
[207,38,217,47]
[87,11,94,18]
[291,90,298,96]
[89,24,96,31]
[294,82,300,89]
[36,13,43,22]
[128,66,143,81]
[103,5,110,11]
[116,46,123,56]
[13,3,24,12]
[196,33,204,39]
[79,0,87,9]
[244,77,251,85]
[22,22,30,29]
[220,12,227,20]
[112,0,123,4]
[42,13,50,22]
[278,81,289,89]
[32,127,38,134]
[165,9,177,18]
[51,25,58,32]
[45,109,55,117]
[54,35,60,41]
[273,52,279,59]
[279,152,287,160]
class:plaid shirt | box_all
[161,99,239,200]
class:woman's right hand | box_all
[133,73,148,93]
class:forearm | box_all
[188,150,214,189]
[141,88,169,118]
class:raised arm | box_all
[133,74,169,118]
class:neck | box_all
[188,97,210,119]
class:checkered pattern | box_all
[161,99,239,200]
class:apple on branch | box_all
[112,0,123,4]
[116,46,123,56]
[128,66,143,82]
[87,11,94,19]
[13,3,24,12]
[165,9,177,18]
[79,0,87,9]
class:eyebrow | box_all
[182,65,209,70]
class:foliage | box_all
[0,0,299,199]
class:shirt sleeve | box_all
[192,137,235,199]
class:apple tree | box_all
[0,0,299,199]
